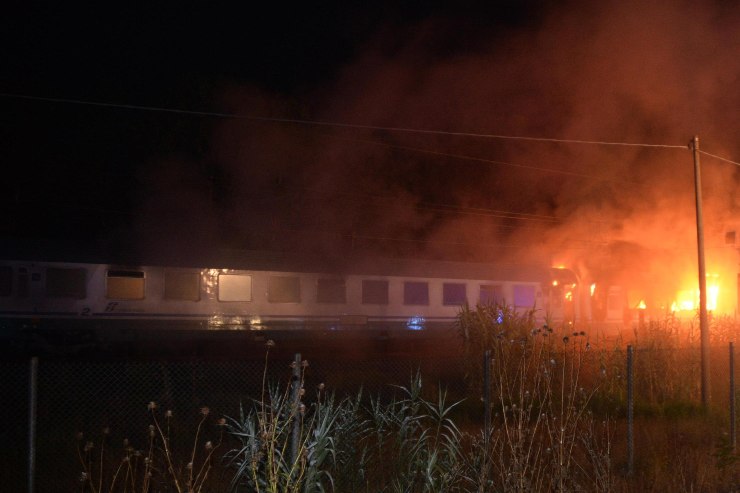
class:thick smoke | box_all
[137,0,739,307]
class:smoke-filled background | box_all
[2,0,739,310]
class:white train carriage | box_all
[0,257,577,333]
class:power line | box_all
[414,203,560,223]
[699,150,740,167]
[271,124,642,182]
[4,92,735,230]
[340,136,598,178]
[275,225,606,250]
[292,186,562,223]
[12,92,739,170]
[1,92,688,149]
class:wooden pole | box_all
[730,342,736,452]
[691,135,711,408]
[627,345,634,477]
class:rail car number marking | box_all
[104,302,118,312]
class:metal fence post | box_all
[483,349,491,442]
[730,342,736,453]
[626,345,634,478]
[28,356,38,493]
[481,349,492,487]
[290,353,302,466]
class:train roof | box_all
[0,238,555,282]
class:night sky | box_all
[2,1,739,286]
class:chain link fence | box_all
[0,359,29,492]
[2,336,739,491]
[2,347,468,492]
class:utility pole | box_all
[691,135,711,408]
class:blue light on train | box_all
[497,310,504,324]
[407,316,425,330]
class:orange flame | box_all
[671,273,722,315]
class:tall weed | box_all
[458,302,613,492]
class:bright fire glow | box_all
[671,274,722,314]
[638,300,646,310]
[708,284,719,311]
[671,291,695,312]
[590,283,596,296]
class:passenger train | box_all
[2,230,737,358]
[0,254,601,343]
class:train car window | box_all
[480,284,504,305]
[46,267,86,299]
[513,285,536,308]
[404,281,429,305]
[268,276,301,303]
[443,283,467,305]
[164,270,200,301]
[0,266,11,296]
[106,270,145,300]
[316,278,346,304]
[17,267,29,298]
[362,280,388,305]
[218,274,252,302]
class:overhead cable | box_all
[1,92,689,149]
[699,150,740,167]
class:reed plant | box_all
[226,306,616,492]
[360,374,470,492]
[225,372,345,491]
[225,342,473,492]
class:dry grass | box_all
[587,313,740,492]
[71,310,740,492]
